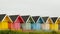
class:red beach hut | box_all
[9,15,24,30]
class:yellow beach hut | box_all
[55,17,60,31]
[0,14,13,30]
[50,17,58,31]
[46,17,54,31]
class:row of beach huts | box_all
[0,14,60,31]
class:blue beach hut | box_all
[32,16,44,30]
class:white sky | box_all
[0,0,60,17]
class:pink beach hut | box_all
[9,15,24,30]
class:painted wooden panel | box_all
[35,23,41,30]
[1,22,8,30]
[49,24,52,30]
[14,23,20,30]
[31,23,42,30]
[11,23,14,30]
[25,23,31,30]
[22,23,25,30]
[22,23,31,30]
[42,24,50,30]
[58,24,60,30]
[51,24,55,30]
[0,23,2,30]
[31,23,36,30]
[50,24,56,31]
[55,24,58,31]
[8,23,11,30]
[49,24,58,31]
[41,24,45,30]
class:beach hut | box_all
[51,17,58,31]
[21,15,34,30]
[42,16,49,30]
[0,14,12,30]
[9,15,24,30]
[32,16,44,30]
[46,17,53,31]
[55,17,60,31]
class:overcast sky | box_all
[0,0,60,17]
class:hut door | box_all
[8,22,11,30]
[0,23,2,30]
[58,24,60,30]
[25,23,31,30]
[2,22,8,30]
[35,23,41,30]
[44,24,49,30]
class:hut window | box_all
[58,24,60,30]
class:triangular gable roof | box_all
[42,16,49,22]
[9,15,18,22]
[0,14,6,21]
[36,17,44,24]
[15,15,24,23]
[26,16,35,23]
[51,17,58,23]
[55,17,60,24]
[46,17,53,24]
[21,15,29,22]
[2,15,13,23]
[32,16,40,22]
